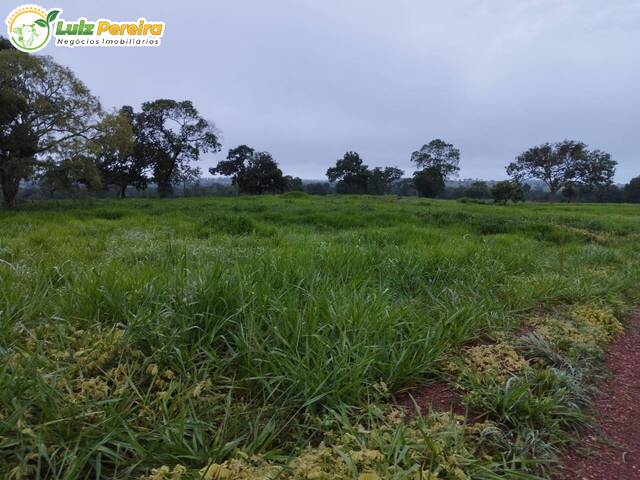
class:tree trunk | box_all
[1,173,19,209]
[119,185,127,198]
[157,180,173,198]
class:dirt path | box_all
[557,313,640,479]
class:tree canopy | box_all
[624,177,640,203]
[507,140,616,201]
[368,166,404,195]
[136,99,221,197]
[0,50,100,207]
[326,151,370,194]
[91,107,149,198]
[490,180,525,204]
[410,139,460,179]
[410,139,460,198]
[211,145,288,194]
[413,166,445,198]
[326,152,403,195]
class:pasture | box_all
[1,195,639,479]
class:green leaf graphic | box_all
[47,10,60,23]
[35,19,47,28]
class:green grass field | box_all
[2,195,640,479]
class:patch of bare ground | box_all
[393,381,465,417]
[557,313,640,479]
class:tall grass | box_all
[1,196,639,478]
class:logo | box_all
[5,4,165,52]
[6,5,59,52]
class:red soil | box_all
[394,381,465,417]
[557,313,640,479]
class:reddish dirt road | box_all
[557,313,640,479]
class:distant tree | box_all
[490,181,525,204]
[241,152,287,194]
[507,141,616,202]
[136,99,220,197]
[367,166,404,195]
[0,50,100,207]
[507,141,584,202]
[573,149,616,191]
[284,175,304,191]
[463,181,490,199]
[625,176,640,203]
[411,139,460,178]
[211,145,287,194]
[304,182,332,195]
[391,178,416,196]
[213,144,254,180]
[173,165,201,196]
[92,107,149,198]
[413,166,445,198]
[590,184,623,203]
[326,151,370,194]
[40,155,102,197]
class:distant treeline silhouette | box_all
[2,36,639,207]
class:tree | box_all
[213,144,254,180]
[304,182,332,195]
[625,176,640,203]
[413,166,445,198]
[507,141,616,202]
[210,145,287,194]
[284,175,304,191]
[410,139,460,178]
[326,151,370,194]
[92,107,149,198]
[390,178,416,196]
[173,165,201,196]
[490,180,525,204]
[40,155,101,197]
[367,166,404,195]
[573,149,616,191]
[136,99,220,197]
[561,182,578,202]
[239,152,286,194]
[450,180,491,199]
[0,50,100,207]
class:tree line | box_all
[2,37,640,208]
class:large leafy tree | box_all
[490,180,525,204]
[136,99,221,197]
[0,50,100,207]
[367,166,404,195]
[211,145,287,194]
[573,149,617,192]
[507,140,616,202]
[410,139,460,198]
[413,166,445,198]
[93,107,149,198]
[411,139,460,178]
[40,155,102,197]
[326,151,370,194]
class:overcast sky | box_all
[32,0,640,181]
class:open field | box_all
[2,195,640,479]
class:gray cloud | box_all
[36,0,640,180]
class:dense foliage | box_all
[507,140,617,202]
